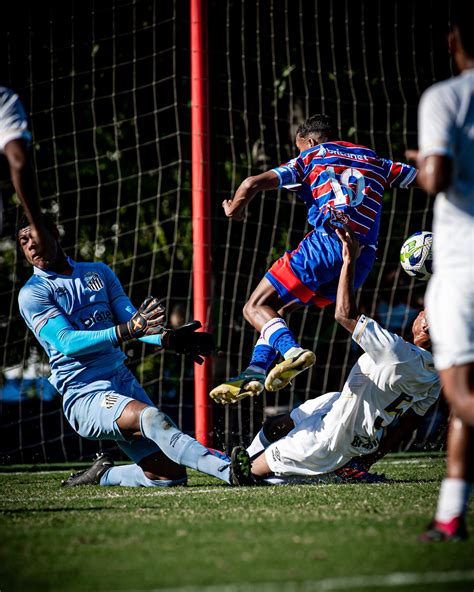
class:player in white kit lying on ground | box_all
[243,226,441,483]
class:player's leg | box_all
[420,415,473,541]
[439,364,474,427]
[210,278,314,403]
[62,370,252,486]
[116,400,254,485]
[247,413,295,459]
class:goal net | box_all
[0,0,452,463]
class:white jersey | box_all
[0,87,31,152]
[418,70,474,369]
[265,315,440,476]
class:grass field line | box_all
[113,570,474,592]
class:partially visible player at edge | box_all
[0,86,53,257]
[235,226,440,486]
[408,3,474,542]
[17,216,253,488]
[210,114,417,404]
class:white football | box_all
[400,231,433,281]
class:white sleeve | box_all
[352,315,412,364]
[418,82,457,159]
[0,88,32,153]
[410,384,441,417]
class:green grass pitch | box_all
[1,454,473,592]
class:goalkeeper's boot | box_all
[333,462,389,484]
[209,371,265,404]
[61,452,114,487]
[264,349,316,392]
[419,517,468,542]
[230,446,257,486]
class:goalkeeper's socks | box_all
[260,318,300,357]
[247,428,271,459]
[435,478,472,522]
[100,464,187,487]
[248,335,277,373]
[139,407,231,483]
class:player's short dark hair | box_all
[452,3,474,58]
[15,213,57,239]
[296,114,334,139]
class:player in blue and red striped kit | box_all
[210,114,417,404]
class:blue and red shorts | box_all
[265,230,376,308]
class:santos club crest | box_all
[84,271,104,291]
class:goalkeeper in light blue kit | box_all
[17,215,252,488]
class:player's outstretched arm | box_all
[334,225,361,334]
[34,296,166,357]
[222,170,280,221]
[4,139,56,260]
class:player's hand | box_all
[161,320,215,364]
[336,224,360,264]
[222,199,246,221]
[115,296,166,343]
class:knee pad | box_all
[262,413,294,442]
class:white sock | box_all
[246,428,271,459]
[283,346,304,360]
[435,478,472,522]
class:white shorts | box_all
[426,196,474,370]
[264,392,354,476]
[0,87,31,152]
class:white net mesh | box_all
[0,0,451,462]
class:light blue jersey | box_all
[19,258,136,395]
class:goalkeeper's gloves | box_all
[115,296,166,343]
[161,320,215,364]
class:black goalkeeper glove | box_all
[161,320,215,364]
[115,296,166,343]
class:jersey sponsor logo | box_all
[100,393,121,409]
[351,433,379,451]
[84,271,104,291]
[80,308,113,329]
[325,147,369,162]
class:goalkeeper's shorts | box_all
[265,229,376,307]
[63,364,161,463]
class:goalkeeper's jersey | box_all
[272,141,416,246]
[19,258,128,395]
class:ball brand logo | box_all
[81,309,113,329]
[84,271,104,291]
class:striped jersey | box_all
[272,141,417,245]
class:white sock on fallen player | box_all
[246,428,271,459]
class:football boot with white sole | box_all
[209,371,265,404]
[265,349,316,392]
